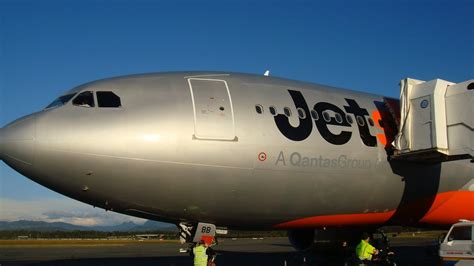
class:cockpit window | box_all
[96,91,121,108]
[73,91,95,108]
[45,93,77,109]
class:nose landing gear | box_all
[178,222,217,244]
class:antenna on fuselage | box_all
[263,70,270,76]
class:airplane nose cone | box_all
[1,114,36,166]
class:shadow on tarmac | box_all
[6,245,440,266]
[1,236,442,266]
[10,252,298,266]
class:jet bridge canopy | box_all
[392,78,474,163]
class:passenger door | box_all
[188,78,236,141]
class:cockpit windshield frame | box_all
[44,93,77,110]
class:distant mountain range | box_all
[0,220,177,232]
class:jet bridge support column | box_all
[392,78,473,163]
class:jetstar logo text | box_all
[274,90,377,146]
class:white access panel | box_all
[445,80,474,157]
[410,95,433,150]
[409,79,452,152]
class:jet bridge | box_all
[391,78,473,163]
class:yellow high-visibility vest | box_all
[193,245,208,266]
[355,239,376,260]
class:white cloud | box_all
[0,197,146,226]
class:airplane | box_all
[0,71,472,250]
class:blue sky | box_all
[0,0,473,225]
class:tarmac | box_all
[0,237,441,266]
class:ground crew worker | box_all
[193,240,209,266]
[206,246,216,266]
[355,232,379,261]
